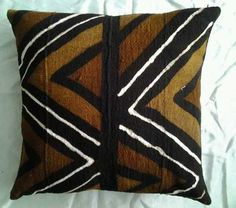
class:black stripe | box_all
[174,70,201,124]
[51,42,103,111]
[100,16,119,190]
[118,14,151,43]
[21,16,104,85]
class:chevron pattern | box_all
[8,7,220,205]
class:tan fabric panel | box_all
[69,53,102,97]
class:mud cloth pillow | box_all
[7,7,220,204]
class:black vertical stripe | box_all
[100,16,119,190]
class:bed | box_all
[0,0,235,208]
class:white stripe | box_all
[23,105,93,163]
[22,87,100,146]
[117,8,204,97]
[195,190,206,200]
[128,22,214,165]
[33,162,92,194]
[20,15,104,83]
[119,124,199,195]
[66,172,101,193]
[19,13,81,68]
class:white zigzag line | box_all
[20,15,104,84]
[117,8,204,97]
[22,87,100,146]
[22,105,94,193]
[19,13,81,69]
[128,22,214,165]
[119,124,199,195]
[66,172,101,193]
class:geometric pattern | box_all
[7,7,220,205]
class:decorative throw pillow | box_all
[7,7,220,204]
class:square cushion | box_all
[7,7,220,204]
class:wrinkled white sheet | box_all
[0,0,235,208]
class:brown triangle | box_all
[68,53,102,97]
[45,143,73,176]
[184,78,201,109]
[117,175,141,191]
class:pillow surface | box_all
[7,7,220,204]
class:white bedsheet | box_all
[0,0,235,208]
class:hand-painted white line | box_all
[195,190,206,200]
[22,87,100,146]
[117,8,204,97]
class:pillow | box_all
[7,7,220,204]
